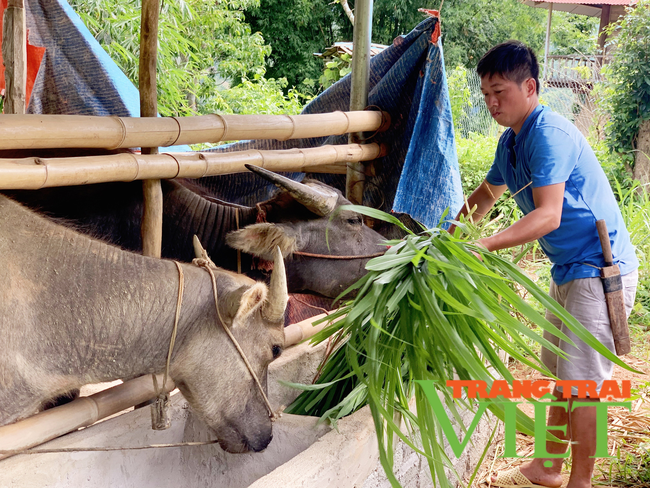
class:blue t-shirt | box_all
[486,104,638,285]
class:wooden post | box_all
[139,0,163,258]
[542,2,553,83]
[2,0,27,114]
[345,0,373,205]
[598,5,611,64]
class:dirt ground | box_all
[471,352,650,488]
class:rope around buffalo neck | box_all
[192,256,281,421]
[152,261,184,402]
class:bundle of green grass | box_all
[284,207,633,488]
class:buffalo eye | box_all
[272,344,282,359]
[347,216,362,226]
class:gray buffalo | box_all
[0,194,288,453]
[7,166,386,299]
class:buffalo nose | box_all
[247,432,273,452]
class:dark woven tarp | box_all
[24,2,462,228]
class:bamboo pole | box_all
[0,143,385,190]
[283,312,341,346]
[0,313,337,459]
[0,111,389,150]
[0,374,175,460]
[139,0,162,258]
[2,0,27,114]
[345,0,374,205]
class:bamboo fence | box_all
[0,143,383,190]
[0,111,389,150]
[0,0,380,455]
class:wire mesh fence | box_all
[450,55,608,141]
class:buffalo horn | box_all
[193,235,217,267]
[193,235,205,259]
[263,246,289,322]
[245,164,338,217]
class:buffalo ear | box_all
[226,223,298,260]
[222,283,267,328]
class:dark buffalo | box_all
[0,194,288,453]
[7,166,386,299]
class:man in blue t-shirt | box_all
[451,41,638,488]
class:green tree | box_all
[602,2,650,158]
[70,0,305,116]
[247,0,601,93]
[246,0,342,92]
[549,13,599,56]
[440,0,544,68]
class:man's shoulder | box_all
[531,107,582,139]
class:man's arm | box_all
[477,182,565,252]
[448,179,507,235]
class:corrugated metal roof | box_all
[528,0,632,4]
[314,42,388,59]
[524,0,635,17]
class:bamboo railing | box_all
[0,111,389,150]
[0,374,175,461]
[0,143,383,190]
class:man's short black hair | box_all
[476,40,540,95]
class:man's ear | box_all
[526,77,537,97]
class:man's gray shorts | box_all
[540,270,638,396]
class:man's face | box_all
[480,74,536,134]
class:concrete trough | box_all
[0,339,496,488]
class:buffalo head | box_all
[170,243,287,453]
[225,166,386,298]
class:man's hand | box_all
[471,239,488,261]
[448,180,507,236]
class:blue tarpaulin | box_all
[23,2,462,228]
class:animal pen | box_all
[0,1,484,487]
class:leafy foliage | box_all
[244,0,602,95]
[456,133,519,226]
[319,53,352,90]
[547,13,599,57]
[602,1,650,159]
[440,0,543,69]
[246,0,342,92]
[447,66,472,134]
[286,206,636,488]
[611,179,650,326]
[441,1,599,68]
[70,0,306,117]
[219,76,310,114]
